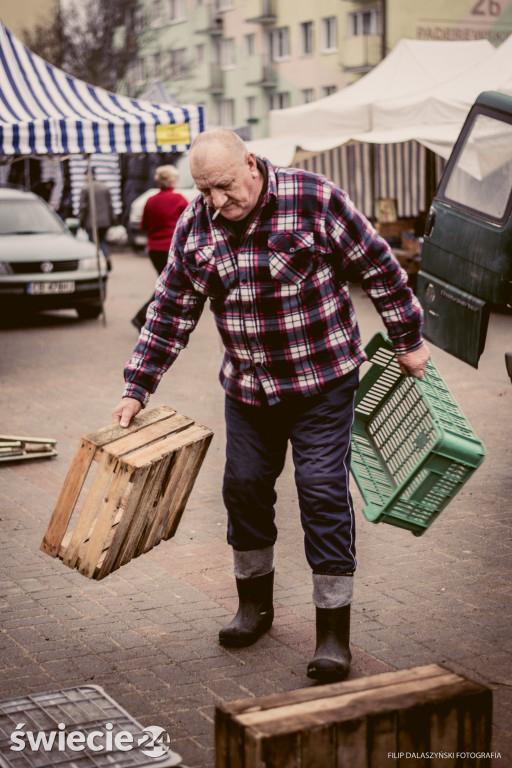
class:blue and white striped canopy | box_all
[0,22,204,155]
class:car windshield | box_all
[0,199,65,235]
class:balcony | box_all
[247,62,277,89]
[342,34,382,74]
[246,0,276,25]
[203,64,224,95]
[197,10,224,36]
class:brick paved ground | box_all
[1,249,511,767]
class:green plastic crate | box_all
[350,332,486,536]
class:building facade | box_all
[1,0,57,38]
[125,0,512,139]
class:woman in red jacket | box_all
[132,165,189,330]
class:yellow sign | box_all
[156,123,191,146]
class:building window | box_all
[167,48,188,78]
[349,7,381,36]
[323,85,336,97]
[215,98,235,126]
[268,27,290,61]
[135,6,145,33]
[322,16,337,52]
[300,21,314,55]
[246,95,257,120]
[268,92,290,111]
[195,44,205,65]
[152,52,161,78]
[167,0,186,22]
[220,38,236,69]
[134,58,145,85]
[215,0,235,10]
[301,88,314,103]
[151,0,163,27]
[245,33,256,56]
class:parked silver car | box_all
[0,186,108,319]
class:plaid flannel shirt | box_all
[123,158,423,406]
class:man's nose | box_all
[211,189,228,210]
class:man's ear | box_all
[246,153,259,177]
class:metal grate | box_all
[0,686,182,768]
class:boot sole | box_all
[306,661,350,683]
[219,616,273,648]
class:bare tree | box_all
[22,0,149,92]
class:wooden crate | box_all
[215,664,492,768]
[40,405,213,580]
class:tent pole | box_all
[87,155,107,326]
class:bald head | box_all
[189,128,247,172]
[189,129,263,221]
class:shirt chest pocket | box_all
[184,245,225,298]
[268,231,320,285]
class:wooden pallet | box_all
[40,406,213,580]
[215,664,492,767]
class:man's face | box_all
[190,149,261,221]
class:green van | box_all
[417,90,512,377]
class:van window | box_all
[442,112,512,221]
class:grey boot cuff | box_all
[233,546,274,580]
[313,573,354,609]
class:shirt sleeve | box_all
[122,237,206,404]
[326,187,424,355]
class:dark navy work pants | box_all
[222,370,359,575]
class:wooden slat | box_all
[127,421,208,468]
[367,712,397,766]
[40,438,96,556]
[218,664,449,719]
[245,730,300,768]
[83,405,175,447]
[397,703,431,767]
[94,465,151,579]
[300,723,336,767]
[426,702,458,768]
[112,459,173,569]
[163,430,213,540]
[133,453,178,557]
[335,717,368,768]
[105,412,192,459]
[234,672,467,734]
[78,462,132,578]
[62,450,115,569]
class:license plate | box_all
[27,281,75,295]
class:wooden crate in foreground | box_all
[215,664,492,767]
[40,405,213,580]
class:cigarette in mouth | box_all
[212,208,221,221]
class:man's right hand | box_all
[112,397,142,428]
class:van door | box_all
[418,91,512,367]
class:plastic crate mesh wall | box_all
[351,342,482,531]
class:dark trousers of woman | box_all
[132,249,168,329]
[222,369,359,576]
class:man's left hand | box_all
[396,344,431,379]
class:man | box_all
[112,129,430,682]
[79,169,115,271]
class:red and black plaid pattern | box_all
[123,158,423,406]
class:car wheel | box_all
[76,303,103,319]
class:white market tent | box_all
[248,38,512,219]
[0,21,204,156]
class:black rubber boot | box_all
[307,604,351,682]
[219,570,274,647]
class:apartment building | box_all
[125,0,512,140]
[1,0,57,38]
